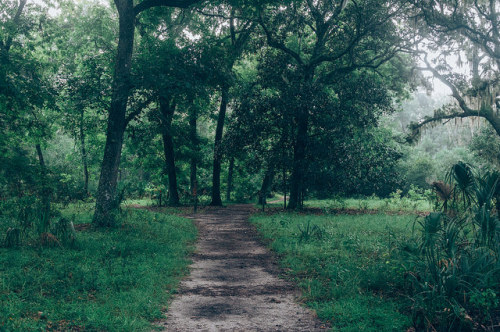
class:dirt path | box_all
[158,204,326,331]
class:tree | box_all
[191,5,257,206]
[408,0,500,139]
[55,0,115,196]
[93,0,201,226]
[257,0,413,208]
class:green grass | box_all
[251,212,416,331]
[0,207,196,331]
[305,197,432,212]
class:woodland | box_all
[1,0,500,331]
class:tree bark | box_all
[79,108,89,196]
[210,85,229,206]
[91,0,201,225]
[93,0,134,227]
[258,168,274,205]
[36,144,51,233]
[189,107,198,196]
[283,166,287,209]
[159,96,180,206]
[288,109,308,210]
[226,156,234,202]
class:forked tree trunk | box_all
[210,85,229,206]
[159,97,179,206]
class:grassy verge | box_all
[304,197,432,213]
[0,207,196,331]
[251,212,415,331]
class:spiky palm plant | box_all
[446,161,476,211]
[408,163,500,331]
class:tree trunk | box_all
[160,96,180,206]
[35,144,51,233]
[189,107,198,196]
[93,0,134,227]
[258,168,274,205]
[210,85,229,206]
[79,108,89,196]
[288,110,308,210]
[283,167,287,209]
[226,157,234,202]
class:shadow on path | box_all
[158,204,326,331]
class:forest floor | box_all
[156,204,327,331]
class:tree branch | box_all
[409,55,500,138]
[258,11,304,65]
[4,0,27,52]
[134,0,200,16]
[124,96,155,127]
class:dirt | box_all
[157,204,327,331]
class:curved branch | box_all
[134,0,200,16]
[258,11,304,65]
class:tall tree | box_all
[193,6,256,206]
[93,0,200,226]
[258,0,412,208]
[408,0,500,138]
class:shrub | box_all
[405,163,500,331]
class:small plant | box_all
[357,200,369,211]
[4,227,21,248]
[297,220,324,242]
[53,217,77,247]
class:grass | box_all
[304,197,432,212]
[0,206,196,331]
[251,212,416,331]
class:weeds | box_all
[252,212,414,331]
[0,206,196,331]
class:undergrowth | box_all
[251,212,414,331]
[0,207,196,331]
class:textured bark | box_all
[160,97,180,206]
[226,157,234,202]
[258,168,274,205]
[287,109,308,210]
[93,0,134,227]
[210,86,229,206]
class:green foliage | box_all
[251,212,414,331]
[0,206,196,331]
[405,163,500,330]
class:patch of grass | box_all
[0,207,196,331]
[251,212,415,331]
[305,197,432,213]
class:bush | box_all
[405,163,500,330]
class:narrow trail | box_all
[159,204,326,331]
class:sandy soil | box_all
[157,204,327,331]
